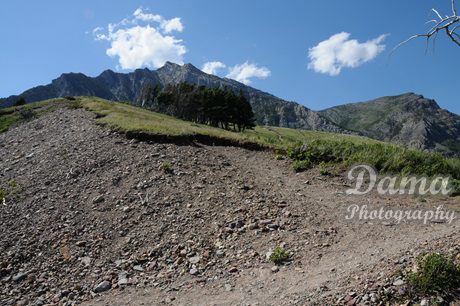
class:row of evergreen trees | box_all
[140,82,256,131]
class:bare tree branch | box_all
[390,0,460,59]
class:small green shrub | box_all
[67,101,81,109]
[319,162,333,176]
[0,116,16,132]
[451,179,460,196]
[18,109,35,120]
[161,163,173,174]
[274,154,284,160]
[292,159,312,172]
[13,97,26,107]
[407,253,460,297]
[269,247,290,265]
[0,180,25,203]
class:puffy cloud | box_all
[160,18,184,34]
[226,62,271,85]
[202,61,226,75]
[93,7,186,70]
[133,8,183,34]
[133,8,162,23]
[307,32,387,76]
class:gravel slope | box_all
[0,107,458,305]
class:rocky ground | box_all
[0,106,459,305]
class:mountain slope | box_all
[319,93,460,156]
[0,62,346,133]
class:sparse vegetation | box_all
[18,96,451,195]
[407,253,460,298]
[292,159,312,172]
[287,139,460,193]
[269,247,290,265]
[0,116,16,132]
[161,163,173,174]
[18,108,35,120]
[13,96,26,107]
[0,179,25,204]
[274,152,284,160]
[67,100,81,109]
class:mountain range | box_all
[1,62,459,156]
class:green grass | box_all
[3,97,459,193]
[0,116,16,132]
[287,139,460,190]
[78,97,382,148]
[269,247,290,265]
[407,253,460,298]
[79,97,460,185]
[0,98,71,132]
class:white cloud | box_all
[93,27,103,34]
[202,61,226,75]
[226,62,271,85]
[160,18,184,34]
[93,7,186,70]
[133,8,183,34]
[133,8,163,23]
[307,32,388,76]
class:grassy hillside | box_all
[318,95,404,133]
[79,96,379,148]
[2,96,459,192]
[318,93,460,158]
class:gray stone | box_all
[92,195,104,204]
[12,273,28,282]
[118,272,128,286]
[271,266,279,273]
[133,265,144,272]
[189,268,198,275]
[393,279,405,286]
[420,299,430,306]
[189,256,200,264]
[94,280,111,293]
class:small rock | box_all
[12,273,28,282]
[271,266,279,273]
[75,241,86,247]
[393,279,405,286]
[225,284,232,291]
[189,268,199,275]
[248,223,259,230]
[420,299,430,306]
[370,292,377,303]
[80,256,91,266]
[118,273,128,286]
[189,256,200,264]
[92,195,104,204]
[94,280,111,293]
[133,265,144,272]
[228,267,238,273]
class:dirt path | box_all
[0,107,458,305]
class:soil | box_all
[0,106,459,305]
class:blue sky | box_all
[1,0,459,114]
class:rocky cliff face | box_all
[0,62,346,133]
[2,64,459,155]
[319,93,460,156]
